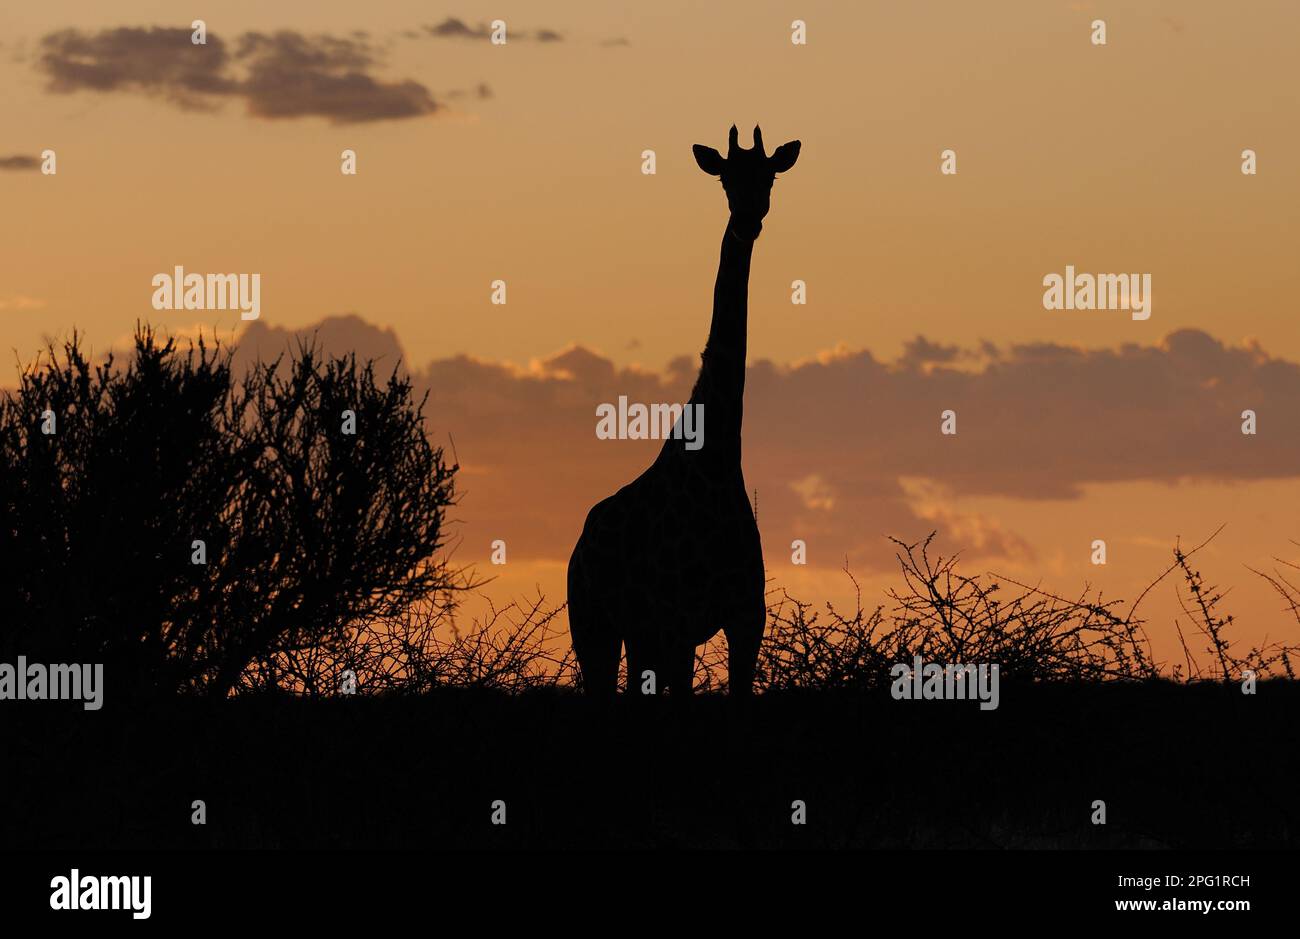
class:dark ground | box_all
[4,681,1296,850]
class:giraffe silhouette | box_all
[567,125,801,697]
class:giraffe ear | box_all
[693,145,725,176]
[770,140,801,173]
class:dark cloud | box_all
[423,18,564,42]
[236,31,437,122]
[0,155,40,171]
[37,26,440,123]
[234,318,1300,571]
[898,336,961,368]
[235,31,378,71]
[426,18,484,40]
[232,315,407,377]
[39,27,236,109]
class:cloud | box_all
[37,26,442,123]
[426,18,484,40]
[39,27,236,109]
[897,335,962,368]
[231,315,407,376]
[235,31,380,73]
[790,473,837,511]
[0,155,40,171]
[423,18,564,42]
[236,31,437,122]
[227,318,1300,572]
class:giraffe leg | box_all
[567,532,623,698]
[568,575,619,700]
[724,602,765,695]
[572,617,620,699]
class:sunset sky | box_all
[4,0,1300,665]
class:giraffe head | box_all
[693,125,800,241]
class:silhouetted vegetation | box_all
[1174,532,1296,682]
[0,327,457,698]
[699,530,1296,693]
[184,524,1300,697]
[739,533,1159,693]
[250,591,575,696]
[256,532,1299,697]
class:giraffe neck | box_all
[681,219,755,464]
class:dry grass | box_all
[235,529,1300,696]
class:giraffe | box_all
[567,125,801,697]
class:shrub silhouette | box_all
[0,326,457,698]
[253,590,576,697]
[692,533,1162,693]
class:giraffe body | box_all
[568,125,800,696]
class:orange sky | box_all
[3,1,1300,668]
